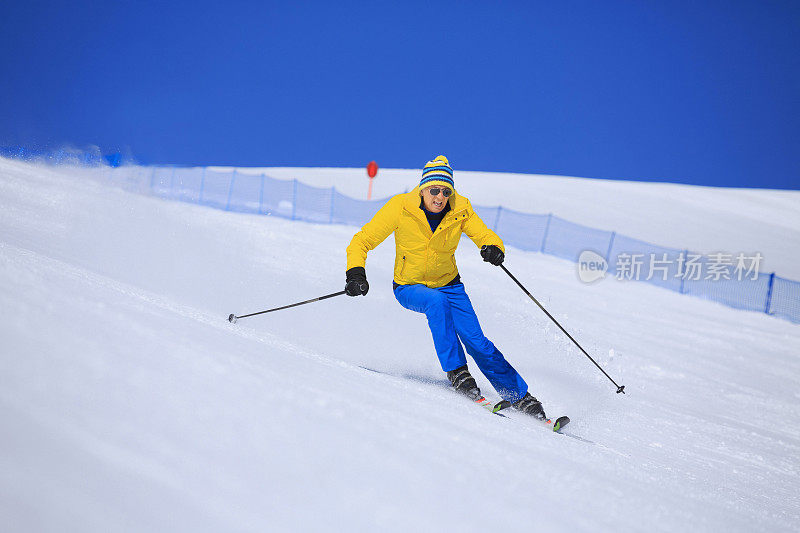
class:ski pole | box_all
[228,290,347,323]
[499,264,626,394]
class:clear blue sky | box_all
[1,1,798,189]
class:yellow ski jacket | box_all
[346,187,505,287]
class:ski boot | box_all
[512,392,547,421]
[447,364,482,401]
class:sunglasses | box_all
[427,187,452,198]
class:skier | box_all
[345,155,547,419]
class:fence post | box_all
[492,206,502,231]
[169,166,176,198]
[292,179,298,220]
[679,249,689,293]
[225,169,237,211]
[605,231,616,263]
[199,167,207,204]
[764,272,776,314]
[540,213,552,252]
[329,187,336,224]
[259,173,265,214]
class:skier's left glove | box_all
[480,245,504,266]
[345,267,369,296]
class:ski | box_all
[552,415,570,432]
[474,396,570,432]
[473,395,509,417]
[359,365,575,436]
[495,404,594,444]
[469,391,596,445]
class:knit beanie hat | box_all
[420,155,455,191]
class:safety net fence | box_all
[106,165,799,325]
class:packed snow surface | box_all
[1,158,799,532]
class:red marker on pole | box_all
[366,160,378,200]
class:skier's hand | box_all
[345,267,369,296]
[480,245,504,266]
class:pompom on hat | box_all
[420,155,455,192]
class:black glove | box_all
[480,245,504,266]
[345,267,369,296]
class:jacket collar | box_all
[403,186,466,224]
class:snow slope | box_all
[1,158,799,532]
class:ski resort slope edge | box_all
[240,165,800,278]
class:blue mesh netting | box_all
[107,166,800,325]
[683,267,772,313]
[543,215,614,262]
[768,276,800,323]
[227,171,263,214]
[608,234,684,292]
[171,167,205,203]
[295,182,333,223]
[149,166,175,198]
[259,175,294,217]
[330,191,384,226]
[495,208,550,252]
[472,205,501,229]
[199,169,234,210]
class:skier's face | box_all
[421,186,450,213]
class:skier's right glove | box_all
[345,267,369,296]
[480,245,504,266]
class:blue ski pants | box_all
[393,282,528,402]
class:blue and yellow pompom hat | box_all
[420,155,455,193]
